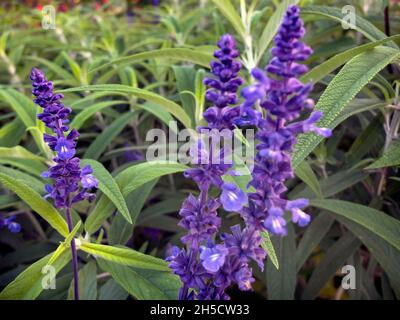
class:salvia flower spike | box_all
[169,6,332,300]
[30,67,98,300]
[240,5,331,236]
[167,34,264,300]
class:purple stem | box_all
[66,206,79,300]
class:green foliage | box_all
[79,242,170,272]
[0,172,69,237]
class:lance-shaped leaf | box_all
[302,35,400,84]
[59,84,191,128]
[310,199,400,252]
[89,48,212,74]
[301,6,398,49]
[293,46,400,169]
[81,159,131,224]
[366,140,400,169]
[261,231,279,270]
[0,248,71,300]
[98,259,180,300]
[80,242,170,271]
[211,0,246,39]
[84,161,188,234]
[0,172,69,237]
[70,100,127,130]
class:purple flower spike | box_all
[178,194,221,247]
[31,68,100,301]
[30,68,98,209]
[168,34,262,300]
[238,5,331,237]
[203,34,244,130]
[220,182,247,212]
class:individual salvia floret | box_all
[0,214,21,233]
[239,5,331,236]
[30,68,98,209]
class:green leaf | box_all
[0,165,44,193]
[257,0,299,63]
[46,221,82,274]
[261,231,279,270]
[98,279,129,300]
[0,146,46,162]
[292,169,368,200]
[211,0,246,39]
[334,215,400,297]
[61,51,83,84]
[336,102,385,125]
[0,118,25,147]
[109,180,157,245]
[98,259,180,300]
[138,102,175,132]
[64,221,82,247]
[301,232,361,300]
[266,224,296,300]
[89,48,212,74]
[81,159,131,224]
[70,100,126,130]
[0,146,47,177]
[294,161,322,198]
[26,56,75,82]
[59,84,192,128]
[173,66,196,125]
[68,261,97,300]
[0,89,36,127]
[137,196,186,224]
[0,172,69,237]
[346,114,383,165]
[293,46,400,169]
[47,243,69,267]
[194,69,206,123]
[117,161,188,196]
[301,6,398,49]
[0,89,49,155]
[366,140,400,169]
[84,161,188,234]
[302,35,400,83]
[295,213,335,271]
[310,199,400,251]
[84,111,137,160]
[80,242,169,271]
[0,249,71,300]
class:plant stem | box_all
[66,206,80,300]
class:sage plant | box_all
[30,68,98,300]
[168,5,332,300]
